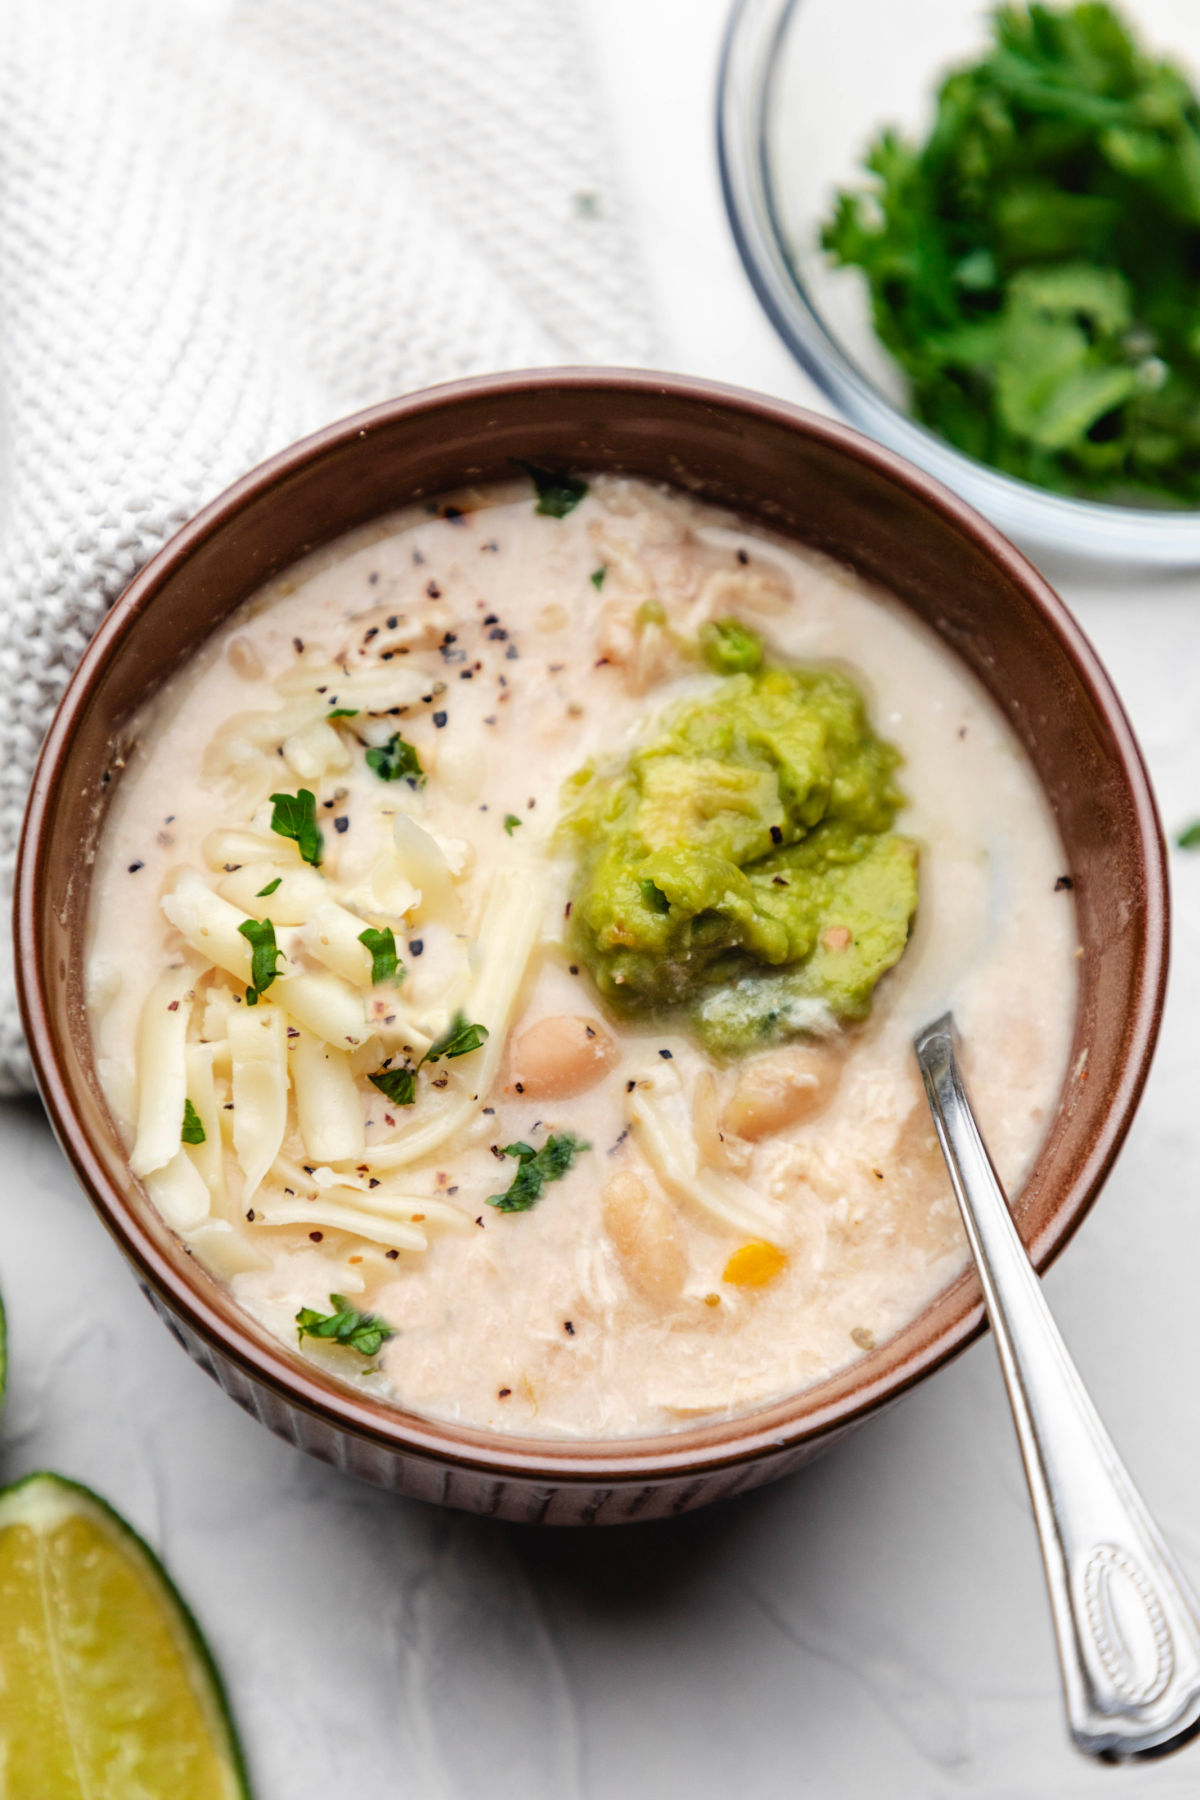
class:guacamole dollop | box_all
[565,654,918,1056]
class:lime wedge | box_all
[0,1472,249,1797]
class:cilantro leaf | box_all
[256,877,282,898]
[181,1099,206,1146]
[359,925,400,984]
[420,1011,489,1066]
[328,707,358,719]
[820,2,1200,505]
[366,1012,484,1110]
[269,789,323,866]
[238,916,282,997]
[503,813,522,835]
[488,1132,588,1213]
[1177,821,1200,849]
[295,1294,396,1358]
[365,734,425,786]
[369,1065,416,1107]
[590,565,607,589]
[513,460,589,518]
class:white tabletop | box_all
[5,3,1200,1793]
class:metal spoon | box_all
[914,1013,1200,1761]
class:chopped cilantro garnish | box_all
[255,877,282,898]
[366,1012,486,1111]
[640,878,671,915]
[421,1011,489,1066]
[503,813,522,836]
[238,916,282,998]
[365,733,425,786]
[488,1132,588,1213]
[359,925,400,984]
[328,707,358,719]
[590,565,607,590]
[1177,821,1200,849]
[822,2,1200,504]
[269,788,323,866]
[701,617,764,675]
[181,1099,206,1146]
[369,1065,416,1107]
[295,1294,395,1358]
[513,459,589,518]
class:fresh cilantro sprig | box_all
[821,2,1200,504]
[295,1294,395,1358]
[489,1132,588,1213]
[181,1099,206,1146]
[365,734,425,786]
[366,1011,486,1115]
[359,925,400,984]
[421,1011,488,1066]
[513,460,589,518]
[269,789,323,866]
[238,917,282,1003]
[368,1066,416,1107]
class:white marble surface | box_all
[5,1,1200,1792]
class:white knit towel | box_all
[0,0,655,1094]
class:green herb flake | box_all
[269,788,323,866]
[590,565,607,590]
[1177,821,1200,849]
[514,459,589,518]
[503,813,522,836]
[368,1065,417,1107]
[255,877,282,898]
[365,734,425,786]
[328,707,358,719]
[295,1293,396,1358]
[181,1099,206,1146]
[488,1132,588,1213]
[701,617,764,675]
[821,2,1200,506]
[238,916,282,997]
[420,1011,489,1066]
[359,925,400,984]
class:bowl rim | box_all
[716,0,1200,566]
[15,365,1170,1488]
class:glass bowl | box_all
[718,0,1200,564]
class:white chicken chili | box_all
[87,472,1078,1437]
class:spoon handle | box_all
[914,1013,1200,1761]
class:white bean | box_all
[722,1045,841,1141]
[602,1170,687,1303]
[510,1015,616,1099]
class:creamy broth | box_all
[87,476,1078,1438]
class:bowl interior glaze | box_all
[15,370,1168,1497]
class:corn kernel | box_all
[723,1241,787,1288]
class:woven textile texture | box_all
[0,0,654,1094]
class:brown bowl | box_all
[15,369,1168,1524]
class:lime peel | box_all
[0,1470,250,1798]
